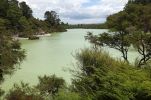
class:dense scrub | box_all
[72,49,151,100]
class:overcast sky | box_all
[18,0,128,24]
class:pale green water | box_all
[2,29,138,91]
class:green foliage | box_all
[85,32,130,62]
[0,34,25,83]
[85,10,132,62]
[36,75,65,96]
[5,82,44,100]
[0,0,8,17]
[125,3,151,33]
[0,18,8,30]
[54,90,81,100]
[123,3,151,66]
[2,0,151,100]
[45,11,60,27]
[0,0,67,38]
[20,1,33,19]
[18,17,30,32]
[72,48,151,100]
[0,88,4,97]
[44,11,67,32]
[128,0,151,4]
[107,11,130,32]
[129,30,151,67]
[0,1,27,95]
[6,0,22,32]
[68,23,107,29]
[5,75,81,100]
[4,48,151,100]
[85,1,151,67]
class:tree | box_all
[129,29,151,67]
[0,0,67,36]
[124,3,151,67]
[0,26,25,97]
[20,1,33,19]
[0,33,25,82]
[128,0,151,4]
[0,18,8,31]
[18,16,33,37]
[44,11,67,32]
[18,17,30,31]
[44,11,60,27]
[0,0,8,17]
[125,3,151,33]
[6,0,22,34]
[86,2,151,67]
[86,11,131,62]
[85,32,100,49]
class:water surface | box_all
[2,29,138,91]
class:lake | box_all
[2,29,139,91]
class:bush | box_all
[72,48,151,100]
[5,75,81,100]
[36,75,65,96]
[5,82,44,100]
[54,90,81,100]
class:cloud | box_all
[18,0,128,24]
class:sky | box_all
[18,0,128,24]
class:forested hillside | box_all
[0,0,66,38]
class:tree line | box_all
[0,0,67,39]
[67,23,107,29]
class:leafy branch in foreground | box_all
[0,33,25,83]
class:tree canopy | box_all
[20,1,33,19]
[85,0,151,67]
[128,0,151,4]
[0,0,67,38]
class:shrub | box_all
[72,48,151,100]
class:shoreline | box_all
[13,33,52,40]
[35,33,51,37]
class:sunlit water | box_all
[2,29,139,91]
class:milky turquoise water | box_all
[2,29,139,91]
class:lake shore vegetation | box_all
[1,0,151,100]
